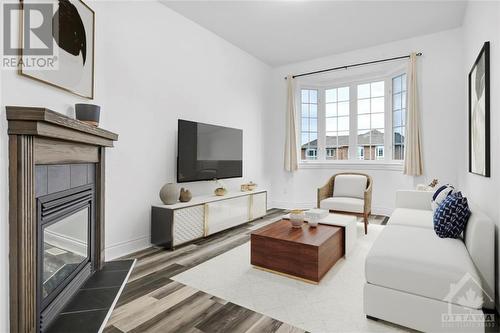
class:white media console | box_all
[151,190,267,249]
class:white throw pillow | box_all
[431,184,456,212]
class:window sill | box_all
[298,161,404,171]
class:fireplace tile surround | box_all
[6,106,120,332]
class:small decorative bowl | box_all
[308,219,319,228]
[289,209,305,228]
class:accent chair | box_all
[317,173,372,234]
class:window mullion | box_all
[318,88,326,161]
[385,77,392,161]
[348,84,357,160]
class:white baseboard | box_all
[105,236,151,260]
[269,201,393,217]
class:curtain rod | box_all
[285,52,422,79]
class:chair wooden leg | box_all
[364,213,368,234]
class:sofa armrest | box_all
[395,190,433,211]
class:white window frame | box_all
[298,68,406,170]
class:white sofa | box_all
[364,190,495,332]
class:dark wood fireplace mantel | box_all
[6,106,118,333]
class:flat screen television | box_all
[177,119,243,183]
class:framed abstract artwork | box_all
[20,0,95,99]
[469,41,490,177]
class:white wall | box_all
[459,0,500,308]
[266,28,465,214]
[0,2,270,330]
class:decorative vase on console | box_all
[179,188,192,202]
[213,179,227,196]
[160,183,177,205]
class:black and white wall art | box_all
[20,0,95,99]
[469,41,490,177]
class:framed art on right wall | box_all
[469,41,490,177]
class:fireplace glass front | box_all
[42,206,89,299]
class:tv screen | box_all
[177,119,243,183]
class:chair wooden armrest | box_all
[363,176,373,215]
[317,176,334,208]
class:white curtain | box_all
[284,75,298,172]
[404,52,423,176]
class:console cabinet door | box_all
[251,192,267,219]
[206,196,250,235]
[173,205,205,246]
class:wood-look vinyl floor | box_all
[104,210,388,333]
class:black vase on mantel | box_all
[75,103,100,127]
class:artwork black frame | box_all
[468,41,490,177]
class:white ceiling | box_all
[161,1,467,67]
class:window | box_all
[357,146,364,159]
[299,72,405,164]
[300,89,318,160]
[325,87,350,160]
[376,146,384,160]
[306,149,317,159]
[392,74,407,160]
[357,81,384,160]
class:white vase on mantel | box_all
[160,183,178,205]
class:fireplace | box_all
[6,107,119,333]
[37,181,95,331]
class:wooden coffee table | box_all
[250,219,345,284]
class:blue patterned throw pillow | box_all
[433,192,471,238]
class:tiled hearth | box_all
[46,260,135,333]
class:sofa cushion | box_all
[387,208,433,229]
[434,192,471,239]
[320,197,364,213]
[333,175,367,199]
[365,225,483,309]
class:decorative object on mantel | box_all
[429,179,439,188]
[241,181,258,192]
[160,183,178,205]
[289,209,305,228]
[469,41,490,177]
[75,103,100,126]
[179,188,192,203]
[19,0,96,99]
[5,106,118,333]
[214,179,227,196]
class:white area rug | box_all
[173,223,409,333]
